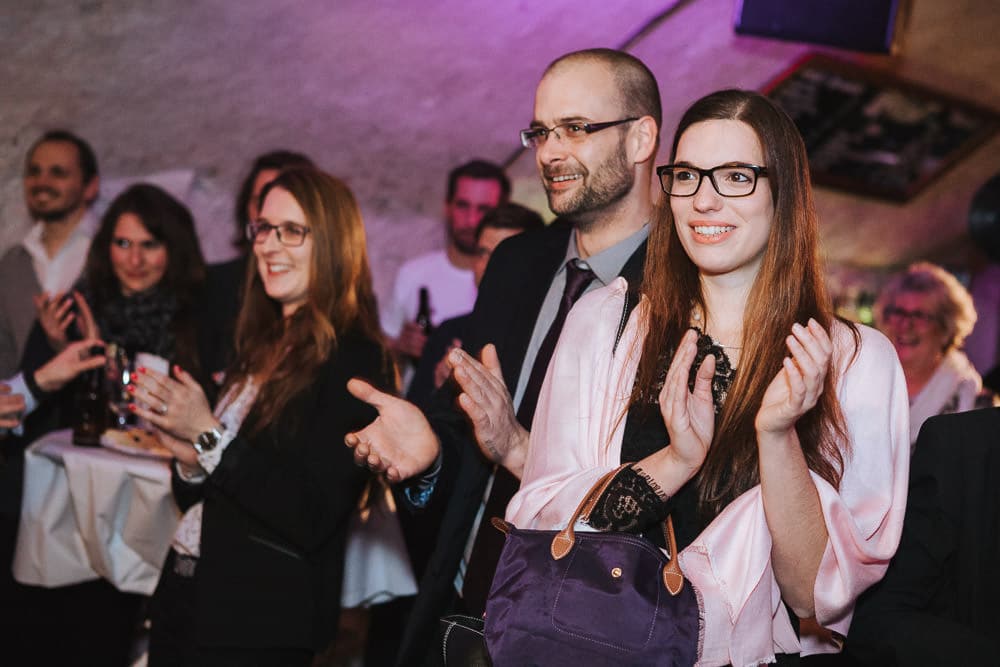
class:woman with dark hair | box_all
[25,182,210,416]
[89,184,206,372]
[133,167,393,665]
[504,90,910,664]
[15,182,210,666]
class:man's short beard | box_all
[449,228,478,256]
[29,203,78,223]
[548,137,633,228]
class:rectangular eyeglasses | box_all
[657,163,768,198]
[520,118,638,149]
[245,221,311,247]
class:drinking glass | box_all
[105,344,135,429]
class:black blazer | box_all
[168,330,392,652]
[395,222,647,666]
[847,407,1000,665]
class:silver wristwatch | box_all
[193,424,225,455]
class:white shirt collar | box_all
[21,209,98,294]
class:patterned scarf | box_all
[96,286,178,360]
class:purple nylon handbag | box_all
[483,466,702,666]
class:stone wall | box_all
[2,0,998,306]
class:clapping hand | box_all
[756,319,833,436]
[129,365,218,467]
[432,338,462,389]
[345,380,440,482]
[658,329,716,475]
[448,344,528,476]
[33,291,99,352]
[33,339,107,393]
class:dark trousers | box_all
[148,550,313,667]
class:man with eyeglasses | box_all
[345,48,661,665]
[0,130,100,379]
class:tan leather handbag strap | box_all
[549,464,685,596]
[550,465,625,560]
[661,515,684,596]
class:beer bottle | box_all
[72,367,107,447]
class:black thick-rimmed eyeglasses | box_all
[657,163,769,198]
[520,117,638,149]
[245,221,312,247]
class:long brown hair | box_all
[230,167,387,432]
[632,89,855,517]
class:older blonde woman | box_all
[875,262,996,447]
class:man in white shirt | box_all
[0,130,100,377]
[381,160,510,370]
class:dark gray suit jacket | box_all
[847,407,1000,665]
[0,245,41,378]
[395,222,647,666]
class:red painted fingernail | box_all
[126,385,136,394]
[137,366,146,374]
[128,404,137,412]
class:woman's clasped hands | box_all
[129,365,219,467]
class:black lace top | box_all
[587,328,736,552]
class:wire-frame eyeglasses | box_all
[520,118,638,149]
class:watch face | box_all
[197,429,220,452]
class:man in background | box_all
[400,201,544,589]
[406,202,545,408]
[0,130,100,377]
[381,160,510,372]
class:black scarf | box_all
[96,286,178,360]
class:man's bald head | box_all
[543,48,662,131]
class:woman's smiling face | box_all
[254,187,313,317]
[109,213,168,295]
[670,119,774,284]
[881,290,949,372]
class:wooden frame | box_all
[764,53,1000,202]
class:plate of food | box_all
[100,428,173,460]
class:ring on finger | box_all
[155,403,168,416]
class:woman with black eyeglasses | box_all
[875,261,997,449]
[133,168,394,666]
[501,90,910,665]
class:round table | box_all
[13,429,180,595]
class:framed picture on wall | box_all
[765,53,1000,202]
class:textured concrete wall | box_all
[1,0,998,307]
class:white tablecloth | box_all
[13,430,417,605]
[13,429,180,595]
